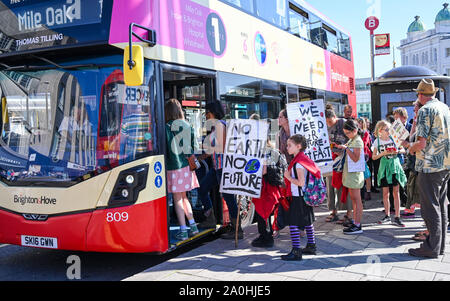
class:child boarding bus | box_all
[0,0,355,253]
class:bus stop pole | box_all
[370,33,375,81]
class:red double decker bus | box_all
[0,0,355,253]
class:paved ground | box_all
[125,192,450,281]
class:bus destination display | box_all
[0,0,108,54]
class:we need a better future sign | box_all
[287,99,332,174]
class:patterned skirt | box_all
[167,165,200,193]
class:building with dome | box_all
[399,3,450,75]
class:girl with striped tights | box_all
[281,134,319,261]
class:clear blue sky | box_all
[306,0,445,79]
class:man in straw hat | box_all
[402,78,450,258]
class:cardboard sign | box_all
[347,149,366,173]
[286,99,332,174]
[389,119,409,148]
[220,119,269,198]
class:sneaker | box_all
[189,224,199,236]
[378,215,391,224]
[401,211,415,217]
[343,224,363,235]
[342,217,353,228]
[176,230,188,240]
[392,217,406,228]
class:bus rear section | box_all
[0,59,171,253]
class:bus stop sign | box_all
[365,16,379,34]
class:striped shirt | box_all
[210,121,226,170]
[121,112,151,156]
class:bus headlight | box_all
[108,164,149,208]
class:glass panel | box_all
[218,72,261,120]
[255,0,287,28]
[222,0,254,13]
[288,7,310,41]
[323,27,338,54]
[0,57,158,186]
[325,91,345,117]
[181,83,206,146]
[261,80,282,119]
[309,14,324,48]
[337,32,351,60]
[287,86,299,103]
[380,92,416,121]
[299,88,315,101]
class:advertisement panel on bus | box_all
[109,0,355,107]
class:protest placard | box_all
[220,119,269,198]
[389,119,409,148]
[286,99,332,174]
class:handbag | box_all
[278,186,291,211]
[187,155,199,171]
[364,163,371,179]
[333,153,346,172]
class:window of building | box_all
[222,0,254,13]
[446,48,450,58]
[434,48,438,63]
[255,0,287,28]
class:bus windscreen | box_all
[0,56,158,186]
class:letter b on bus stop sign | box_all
[365,16,379,34]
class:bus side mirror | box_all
[123,45,144,86]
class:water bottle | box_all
[194,157,201,169]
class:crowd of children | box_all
[164,78,449,261]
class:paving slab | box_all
[124,192,450,282]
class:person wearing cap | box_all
[402,79,450,258]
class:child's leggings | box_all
[289,224,315,248]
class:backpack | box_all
[264,150,287,187]
[303,171,327,207]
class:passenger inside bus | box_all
[119,98,152,163]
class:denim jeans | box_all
[198,168,238,219]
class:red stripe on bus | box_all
[0,196,168,253]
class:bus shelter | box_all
[369,66,450,123]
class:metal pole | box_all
[370,33,375,81]
[235,199,241,248]
[392,43,396,68]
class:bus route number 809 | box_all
[106,212,129,223]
